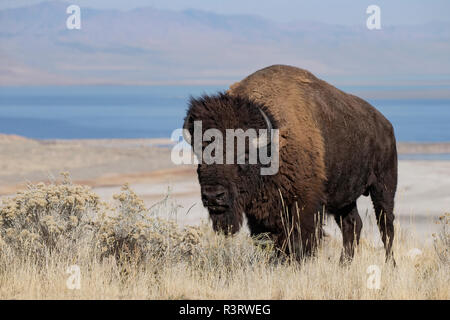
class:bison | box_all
[183,65,397,264]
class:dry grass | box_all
[0,174,448,300]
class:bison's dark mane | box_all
[185,92,278,136]
[185,93,280,234]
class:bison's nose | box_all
[202,185,228,206]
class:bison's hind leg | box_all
[370,180,396,265]
[333,202,363,264]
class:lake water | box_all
[0,86,449,141]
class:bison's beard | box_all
[209,204,243,235]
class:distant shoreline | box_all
[1,134,450,154]
[396,142,450,154]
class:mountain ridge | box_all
[1,1,449,87]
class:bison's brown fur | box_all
[184,65,397,263]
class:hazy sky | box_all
[2,0,450,25]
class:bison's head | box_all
[183,93,277,234]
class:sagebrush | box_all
[0,175,448,299]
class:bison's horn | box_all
[182,116,192,145]
[252,108,273,149]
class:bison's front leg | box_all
[333,202,363,264]
[277,209,324,261]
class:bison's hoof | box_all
[386,255,397,267]
[339,253,353,266]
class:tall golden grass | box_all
[0,174,448,299]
